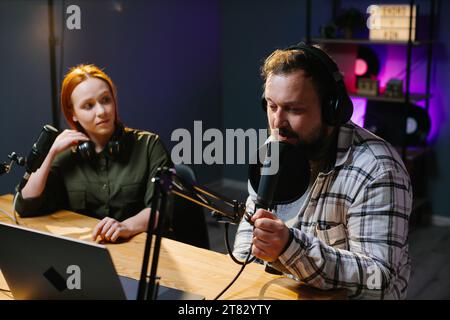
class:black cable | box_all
[213,223,255,300]
[213,243,253,300]
[224,222,255,265]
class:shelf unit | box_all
[311,37,434,109]
[307,0,436,113]
[305,0,438,227]
[349,93,430,104]
[305,0,437,151]
[311,38,433,46]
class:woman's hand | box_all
[49,129,89,156]
[92,217,134,243]
[91,208,156,243]
[20,130,90,199]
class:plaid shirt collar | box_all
[333,121,355,169]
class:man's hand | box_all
[92,217,133,243]
[251,209,291,262]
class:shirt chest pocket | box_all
[316,224,348,250]
[118,183,143,203]
[114,183,145,217]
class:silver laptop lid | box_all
[0,222,126,300]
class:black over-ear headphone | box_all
[261,42,353,126]
[76,123,126,161]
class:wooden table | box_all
[0,194,346,300]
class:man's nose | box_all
[272,108,288,129]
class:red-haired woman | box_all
[16,64,172,243]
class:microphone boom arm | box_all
[137,166,247,300]
[168,168,246,224]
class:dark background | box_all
[0,0,449,223]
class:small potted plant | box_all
[335,8,366,39]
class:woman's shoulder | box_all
[124,127,168,151]
[124,127,161,140]
[123,127,171,165]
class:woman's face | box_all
[70,77,116,142]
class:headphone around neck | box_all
[261,42,353,126]
[76,122,126,161]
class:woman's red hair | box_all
[60,64,119,129]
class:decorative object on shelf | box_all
[355,45,380,78]
[320,8,366,39]
[355,45,380,97]
[319,23,337,39]
[406,104,431,146]
[357,78,379,96]
[364,101,430,147]
[365,100,405,146]
[335,8,366,39]
[367,4,417,41]
[384,79,404,98]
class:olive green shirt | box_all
[16,127,173,222]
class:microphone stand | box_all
[0,152,26,224]
[0,152,25,176]
[137,166,246,300]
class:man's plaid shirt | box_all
[233,121,412,299]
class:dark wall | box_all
[1,0,449,219]
[427,0,450,219]
[0,1,55,195]
[0,0,221,195]
[220,0,450,219]
[221,0,308,181]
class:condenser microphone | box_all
[254,141,288,211]
[246,140,310,222]
[18,125,59,191]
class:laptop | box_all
[0,222,204,300]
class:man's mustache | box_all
[277,127,299,139]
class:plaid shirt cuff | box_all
[278,228,308,266]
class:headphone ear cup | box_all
[107,140,121,158]
[107,123,126,159]
[340,92,354,124]
[77,141,95,161]
[323,86,354,126]
[322,97,336,126]
[331,91,353,125]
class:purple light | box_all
[350,96,367,128]
[371,45,441,142]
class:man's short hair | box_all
[261,46,337,106]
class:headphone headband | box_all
[287,42,344,84]
[261,42,353,126]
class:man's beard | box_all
[279,124,332,161]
